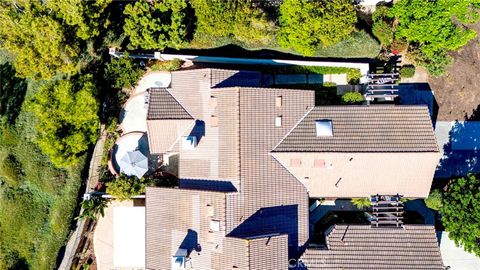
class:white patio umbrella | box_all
[118,150,149,178]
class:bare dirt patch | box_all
[428,22,480,121]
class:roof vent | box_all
[316,120,333,137]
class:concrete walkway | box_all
[440,232,480,270]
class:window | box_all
[276,96,282,107]
[275,116,282,127]
[290,158,302,167]
[314,159,326,168]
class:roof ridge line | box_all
[271,106,315,152]
[164,87,195,119]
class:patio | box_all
[110,132,160,178]
[119,71,172,133]
[93,200,145,270]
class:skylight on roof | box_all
[316,120,333,137]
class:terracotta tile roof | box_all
[248,235,289,270]
[147,88,192,120]
[226,87,315,254]
[300,225,445,270]
[274,105,439,153]
[146,187,229,270]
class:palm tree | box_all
[351,197,371,209]
[78,196,108,221]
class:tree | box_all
[78,196,108,221]
[390,0,480,75]
[424,188,442,211]
[104,54,143,89]
[191,0,276,47]
[106,175,147,201]
[45,0,112,40]
[28,75,99,168]
[123,0,191,50]
[440,174,480,256]
[351,197,371,209]
[277,0,357,56]
[0,2,80,79]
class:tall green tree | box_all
[191,0,276,47]
[390,0,480,75]
[28,75,99,168]
[440,174,480,256]
[0,1,80,79]
[123,0,191,50]
[277,0,357,56]
[45,0,112,40]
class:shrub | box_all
[372,6,394,46]
[106,175,147,201]
[28,75,100,168]
[0,154,23,186]
[191,0,276,48]
[101,118,121,167]
[78,196,108,221]
[105,54,143,89]
[278,0,357,56]
[351,197,371,209]
[425,189,442,211]
[440,174,480,256]
[400,65,416,78]
[123,0,191,50]
[346,69,361,84]
[149,59,183,72]
[341,92,364,104]
[314,31,381,58]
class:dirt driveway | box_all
[428,22,480,121]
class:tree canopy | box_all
[440,174,480,256]
[104,54,143,89]
[123,0,191,50]
[106,175,147,201]
[191,0,276,48]
[390,0,480,75]
[277,0,357,56]
[45,0,112,40]
[28,75,99,168]
[0,2,80,79]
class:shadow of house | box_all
[435,120,480,179]
[188,120,205,144]
[211,70,262,88]
[163,44,377,63]
[179,229,199,256]
[398,83,439,125]
[179,179,237,192]
[228,205,300,258]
